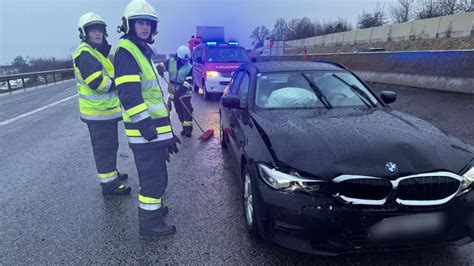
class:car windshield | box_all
[207,47,249,63]
[255,71,379,109]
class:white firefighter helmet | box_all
[176,45,191,60]
[118,0,159,35]
[78,12,107,40]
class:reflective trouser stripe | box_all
[138,195,161,211]
[98,170,118,183]
[138,202,162,210]
[182,121,192,127]
[115,75,140,86]
[127,132,173,144]
[125,125,172,137]
[79,91,118,100]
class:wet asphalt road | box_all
[0,80,473,264]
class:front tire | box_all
[243,166,260,239]
[203,82,211,101]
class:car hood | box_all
[251,108,473,180]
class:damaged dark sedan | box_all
[219,61,474,255]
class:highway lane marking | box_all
[0,81,76,104]
[0,93,78,126]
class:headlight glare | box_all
[206,71,220,78]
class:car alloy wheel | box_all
[244,173,254,227]
[242,167,259,239]
[203,81,211,101]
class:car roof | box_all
[246,61,345,73]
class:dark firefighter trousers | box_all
[173,87,193,134]
[132,148,168,201]
[87,122,119,179]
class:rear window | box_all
[206,47,249,63]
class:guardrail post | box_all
[21,78,25,88]
[7,80,12,91]
[44,75,48,84]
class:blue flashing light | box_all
[206,41,217,45]
[228,41,239,45]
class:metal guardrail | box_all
[0,68,75,93]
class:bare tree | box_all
[389,0,416,23]
[415,0,442,19]
[250,26,270,48]
[439,0,461,15]
[358,3,388,29]
[415,0,471,19]
[295,17,316,39]
[272,18,288,40]
[286,19,301,40]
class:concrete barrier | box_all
[370,25,390,43]
[390,21,413,41]
[256,50,474,94]
[439,12,474,38]
[356,28,372,44]
[315,35,324,46]
[332,32,345,45]
[342,30,357,45]
[283,12,473,49]
[412,17,440,39]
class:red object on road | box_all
[198,129,214,141]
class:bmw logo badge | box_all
[386,162,398,174]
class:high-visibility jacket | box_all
[114,39,174,149]
[73,42,122,122]
[167,57,193,95]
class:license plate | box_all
[368,212,446,242]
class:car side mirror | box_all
[251,57,257,63]
[380,91,397,104]
[221,95,241,109]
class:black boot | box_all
[180,130,186,136]
[101,173,131,195]
[138,208,176,236]
[185,131,192,138]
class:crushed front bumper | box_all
[250,166,474,256]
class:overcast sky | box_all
[0,0,392,65]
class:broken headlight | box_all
[257,163,325,192]
[461,166,474,190]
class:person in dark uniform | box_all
[114,0,180,236]
[157,45,194,137]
